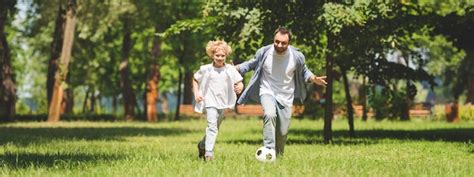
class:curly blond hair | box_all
[206,40,232,58]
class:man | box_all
[236,27,326,156]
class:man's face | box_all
[273,32,289,54]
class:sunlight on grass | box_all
[0,118,473,176]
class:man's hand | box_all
[234,82,244,94]
[311,75,327,87]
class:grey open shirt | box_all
[237,45,315,105]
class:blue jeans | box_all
[260,94,292,156]
[198,107,225,157]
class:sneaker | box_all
[205,156,213,161]
[198,144,205,159]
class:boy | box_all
[193,40,244,161]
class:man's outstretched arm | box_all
[310,75,327,87]
[235,57,258,75]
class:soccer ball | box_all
[255,146,276,162]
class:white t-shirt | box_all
[194,64,243,111]
[260,47,296,107]
[205,67,229,109]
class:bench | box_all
[180,103,431,118]
[409,103,432,117]
[352,104,373,118]
[352,103,432,118]
[179,104,304,117]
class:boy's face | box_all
[273,32,289,54]
[212,48,226,67]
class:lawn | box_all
[0,118,473,177]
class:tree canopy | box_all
[1,0,472,124]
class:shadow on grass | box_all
[224,138,378,146]
[223,128,474,145]
[0,127,197,146]
[291,128,474,143]
[0,152,123,169]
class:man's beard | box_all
[274,46,287,54]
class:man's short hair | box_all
[274,27,292,42]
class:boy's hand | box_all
[195,95,204,102]
[234,82,243,94]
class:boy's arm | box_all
[229,65,244,94]
[192,79,203,102]
[234,81,244,94]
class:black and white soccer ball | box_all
[255,146,276,162]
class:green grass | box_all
[0,118,473,177]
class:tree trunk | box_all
[146,68,158,122]
[182,71,193,104]
[62,74,74,114]
[467,74,474,104]
[446,101,460,123]
[323,34,334,144]
[82,88,90,113]
[145,25,161,122]
[401,56,411,121]
[361,76,368,121]
[175,69,183,121]
[341,68,355,137]
[90,90,95,113]
[0,3,16,122]
[61,87,74,114]
[119,17,136,121]
[400,80,411,121]
[47,5,66,106]
[47,0,76,122]
[66,88,74,113]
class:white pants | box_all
[198,107,225,157]
[260,94,292,156]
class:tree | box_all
[160,1,209,120]
[435,12,474,103]
[14,0,62,114]
[319,0,467,123]
[145,25,160,122]
[47,0,76,122]
[71,0,133,116]
[0,0,17,121]
[137,0,191,122]
[119,14,136,121]
[47,4,65,107]
[324,32,335,142]
[46,3,76,115]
